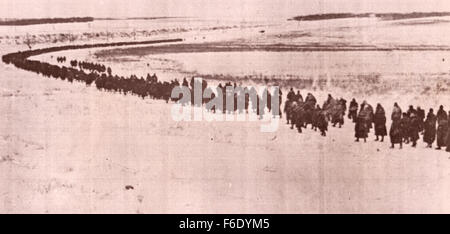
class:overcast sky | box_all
[1,0,450,19]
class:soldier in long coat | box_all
[305,93,317,108]
[390,119,403,149]
[417,106,425,133]
[355,102,371,142]
[317,109,328,136]
[391,103,402,122]
[287,88,295,102]
[401,113,411,144]
[409,112,421,147]
[294,91,303,102]
[374,104,387,142]
[323,94,334,110]
[364,102,375,132]
[437,105,448,121]
[436,114,448,150]
[423,109,437,148]
[331,98,347,128]
[406,105,417,117]
[312,105,321,131]
[348,98,358,123]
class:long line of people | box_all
[3,50,284,117]
[3,48,450,152]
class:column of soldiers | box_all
[348,99,450,152]
[285,88,346,137]
[286,88,449,152]
[387,104,449,151]
[4,46,449,151]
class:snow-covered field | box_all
[1,17,450,213]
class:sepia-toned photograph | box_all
[1,0,450,214]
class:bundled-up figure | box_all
[390,103,404,149]
[436,118,448,150]
[417,107,425,133]
[305,93,317,109]
[409,112,421,147]
[312,105,321,131]
[322,95,336,119]
[291,102,306,133]
[401,113,411,144]
[373,104,387,142]
[355,101,373,142]
[362,101,374,131]
[391,102,402,122]
[406,105,417,117]
[316,109,329,137]
[285,98,306,133]
[436,106,448,150]
[423,108,437,148]
[366,102,375,132]
[284,99,295,124]
[348,98,358,123]
[323,94,334,110]
[390,119,403,149]
[294,91,303,102]
[287,88,295,101]
[330,98,347,128]
[437,105,448,121]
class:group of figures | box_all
[388,104,450,151]
[178,77,282,117]
[284,88,450,152]
[55,56,66,63]
[284,88,347,136]
[349,99,450,151]
[57,56,108,73]
[2,48,450,152]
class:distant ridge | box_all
[0,16,187,26]
[95,16,185,21]
[0,17,94,26]
[289,12,450,21]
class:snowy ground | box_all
[2,60,450,213]
[1,17,450,213]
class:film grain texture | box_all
[1,0,450,214]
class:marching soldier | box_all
[423,109,437,148]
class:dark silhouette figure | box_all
[409,112,420,147]
[348,98,358,123]
[423,109,437,148]
[374,104,387,142]
[390,119,403,149]
[401,113,411,144]
[436,106,448,150]
[287,88,295,101]
[417,106,425,134]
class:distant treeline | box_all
[289,12,450,21]
[0,17,94,26]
